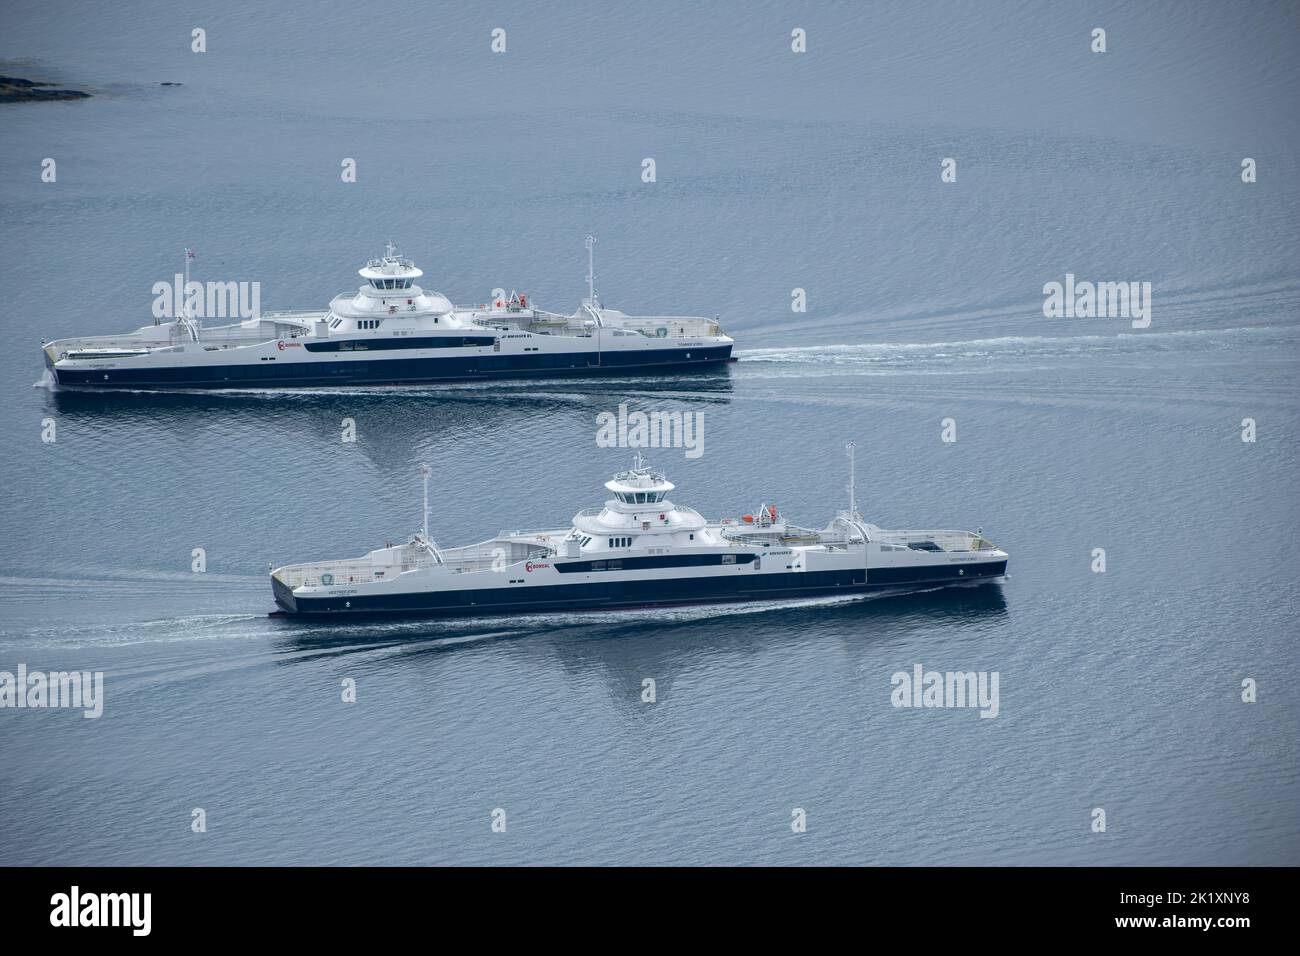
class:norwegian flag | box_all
[185,248,196,260]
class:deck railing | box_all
[603,316,722,337]
[274,560,390,589]
[875,530,995,552]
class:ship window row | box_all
[557,553,758,573]
[371,279,413,290]
[608,537,632,548]
[304,336,497,353]
[614,492,666,504]
[210,362,370,379]
[358,319,381,329]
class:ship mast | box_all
[179,247,200,341]
[846,441,858,519]
[420,463,431,542]
[584,235,598,308]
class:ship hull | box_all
[272,560,1008,618]
[52,344,734,390]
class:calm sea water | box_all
[1,1,1297,865]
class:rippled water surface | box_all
[1,0,1297,864]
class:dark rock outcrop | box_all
[0,75,91,103]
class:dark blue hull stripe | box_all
[273,561,1008,617]
[54,345,734,389]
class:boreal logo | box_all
[525,562,550,573]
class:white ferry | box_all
[270,447,1009,618]
[42,238,732,389]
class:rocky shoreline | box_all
[0,75,91,103]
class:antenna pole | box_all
[585,235,596,307]
[183,247,191,320]
[420,464,431,541]
[846,441,857,518]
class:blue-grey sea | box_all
[1,1,1298,865]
